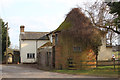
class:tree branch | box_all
[84,9,120,34]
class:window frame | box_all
[73,47,81,52]
[27,53,35,59]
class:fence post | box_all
[112,54,115,71]
[113,59,115,71]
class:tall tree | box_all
[2,21,11,60]
[82,0,119,46]
[0,18,2,63]
[108,1,120,31]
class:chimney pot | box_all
[20,25,25,33]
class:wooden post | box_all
[6,22,8,64]
[113,59,115,71]
[112,54,115,71]
[96,53,98,68]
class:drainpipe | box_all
[36,40,38,63]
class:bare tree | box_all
[82,0,120,34]
[81,0,119,46]
[106,30,118,45]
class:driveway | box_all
[0,64,106,78]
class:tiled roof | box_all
[40,41,52,48]
[20,32,49,40]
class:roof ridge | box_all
[20,31,49,40]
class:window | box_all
[55,33,58,45]
[27,53,35,59]
[73,47,81,52]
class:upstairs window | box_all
[27,53,35,59]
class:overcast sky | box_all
[0,0,96,48]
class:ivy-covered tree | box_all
[2,21,11,61]
[56,8,103,67]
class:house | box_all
[37,41,53,70]
[37,31,56,70]
[4,48,20,64]
[19,26,49,63]
[4,48,13,63]
[113,45,120,52]
[48,8,102,70]
[36,8,114,70]
[112,45,120,60]
[98,37,113,61]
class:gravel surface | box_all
[1,64,107,78]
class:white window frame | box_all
[27,53,35,59]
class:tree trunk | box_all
[96,53,98,68]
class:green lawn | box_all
[52,66,119,77]
[96,65,119,69]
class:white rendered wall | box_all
[98,37,113,60]
[20,40,49,63]
[20,40,36,63]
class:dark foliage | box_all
[108,1,120,29]
[56,8,105,67]
[61,8,103,53]
[2,22,11,58]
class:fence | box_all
[96,60,120,70]
[68,60,120,70]
[98,60,120,66]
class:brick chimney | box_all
[20,25,25,33]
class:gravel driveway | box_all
[0,64,107,78]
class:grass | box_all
[96,65,119,69]
[52,66,120,77]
